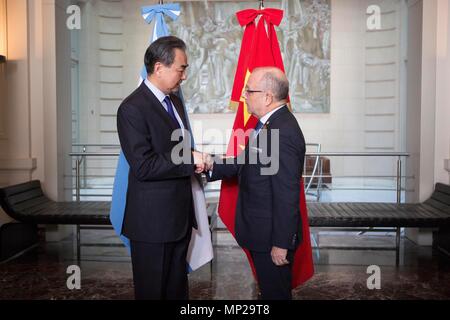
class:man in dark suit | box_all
[117,36,203,300]
[202,67,306,300]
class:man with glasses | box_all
[199,67,307,299]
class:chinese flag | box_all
[218,8,314,289]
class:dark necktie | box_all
[254,120,264,134]
[163,96,180,128]
[251,120,264,142]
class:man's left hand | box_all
[271,246,289,266]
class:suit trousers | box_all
[130,228,192,300]
[250,250,294,300]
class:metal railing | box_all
[69,145,411,204]
[306,152,410,204]
[71,152,119,201]
[305,143,324,201]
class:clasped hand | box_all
[192,151,214,174]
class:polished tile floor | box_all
[1,228,450,300]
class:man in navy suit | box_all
[117,36,203,300]
[202,67,306,300]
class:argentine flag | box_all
[110,3,213,272]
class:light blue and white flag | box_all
[110,3,213,272]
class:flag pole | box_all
[259,0,265,10]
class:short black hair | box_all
[144,36,186,75]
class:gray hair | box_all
[260,69,289,101]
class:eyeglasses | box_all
[244,88,264,95]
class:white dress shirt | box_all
[144,79,185,136]
[255,105,286,136]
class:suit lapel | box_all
[249,106,289,163]
[139,83,180,132]
[265,105,289,128]
[248,106,288,148]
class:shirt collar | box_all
[258,105,286,127]
[144,78,167,103]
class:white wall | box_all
[405,0,422,204]
[419,0,438,202]
[0,0,36,186]
[435,0,450,185]
[0,0,36,225]
[29,0,45,188]
[0,0,74,239]
[0,0,6,144]
[403,0,450,246]
[0,0,6,58]
[404,0,450,198]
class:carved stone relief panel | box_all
[169,0,330,113]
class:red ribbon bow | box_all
[236,8,283,27]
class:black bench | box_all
[0,180,111,260]
[307,183,450,264]
[308,183,450,228]
[1,180,449,265]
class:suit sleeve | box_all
[270,129,304,249]
[117,103,194,181]
[207,156,241,182]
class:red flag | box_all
[218,8,314,289]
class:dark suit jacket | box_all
[210,106,306,252]
[117,82,196,243]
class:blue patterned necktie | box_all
[163,96,180,128]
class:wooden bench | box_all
[1,180,449,265]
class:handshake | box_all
[192,151,214,174]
